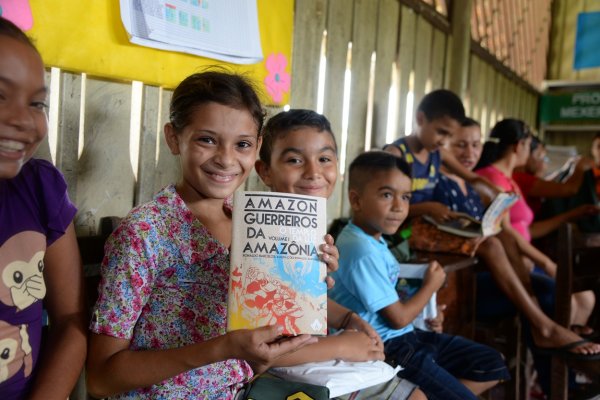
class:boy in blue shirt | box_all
[329,151,509,400]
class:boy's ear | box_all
[415,111,426,128]
[348,189,361,212]
[255,159,273,187]
[164,123,180,155]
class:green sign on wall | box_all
[540,91,600,124]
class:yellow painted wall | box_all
[21,0,293,103]
[548,0,600,81]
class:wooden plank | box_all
[479,62,492,131]
[371,0,400,149]
[56,71,82,203]
[396,5,417,135]
[323,0,354,223]
[341,0,378,216]
[34,69,53,163]
[412,16,434,108]
[547,0,567,79]
[486,69,499,133]
[494,75,505,122]
[469,55,482,123]
[75,79,134,235]
[154,88,180,194]
[290,0,328,109]
[429,28,447,91]
[135,84,160,205]
[324,0,353,138]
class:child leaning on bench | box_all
[329,151,509,400]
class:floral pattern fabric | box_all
[90,185,252,399]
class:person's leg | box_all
[480,235,599,354]
[418,329,509,397]
[571,291,596,332]
[384,332,478,400]
[407,388,427,400]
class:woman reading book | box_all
[433,117,600,395]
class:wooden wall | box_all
[34,0,541,234]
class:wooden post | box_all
[447,0,473,98]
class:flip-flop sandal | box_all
[532,339,600,361]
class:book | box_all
[423,192,519,238]
[227,191,328,336]
[395,263,437,331]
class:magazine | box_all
[395,263,437,331]
[423,192,518,238]
[227,191,328,336]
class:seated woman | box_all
[433,117,600,395]
[513,135,599,239]
[513,136,599,335]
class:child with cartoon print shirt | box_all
[0,17,86,400]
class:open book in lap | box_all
[423,192,518,238]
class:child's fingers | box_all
[324,233,335,245]
[325,275,335,289]
[267,334,317,356]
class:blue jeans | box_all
[384,329,510,400]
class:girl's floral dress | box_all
[90,185,252,399]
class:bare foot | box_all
[531,324,600,355]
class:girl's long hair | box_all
[475,118,531,170]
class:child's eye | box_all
[319,156,332,163]
[237,140,253,149]
[402,193,412,201]
[382,192,393,199]
[285,158,302,164]
[197,137,216,144]
[30,101,48,111]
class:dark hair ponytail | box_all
[475,118,530,170]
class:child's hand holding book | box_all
[423,261,446,292]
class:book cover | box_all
[423,192,518,238]
[227,191,328,336]
[395,263,437,331]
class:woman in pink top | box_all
[475,119,534,241]
[475,119,596,337]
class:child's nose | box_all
[7,102,36,133]
[302,160,319,178]
[214,145,235,167]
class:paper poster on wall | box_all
[12,0,292,104]
[120,0,263,64]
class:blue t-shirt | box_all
[329,222,414,342]
[432,174,485,220]
[391,137,441,203]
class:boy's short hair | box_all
[417,89,465,123]
[462,117,480,128]
[260,109,337,165]
[349,151,411,191]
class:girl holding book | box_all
[86,71,321,399]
